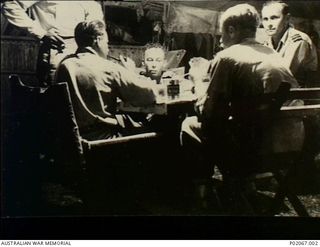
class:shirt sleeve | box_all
[284,39,313,74]
[198,56,232,125]
[1,0,47,38]
[108,63,157,106]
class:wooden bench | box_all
[268,88,320,216]
[212,87,320,216]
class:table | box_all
[118,79,197,115]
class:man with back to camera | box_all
[2,0,104,85]
[180,3,303,211]
[261,0,318,86]
[55,20,163,141]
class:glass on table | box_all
[188,57,210,97]
[154,83,167,104]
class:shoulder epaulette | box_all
[290,33,303,43]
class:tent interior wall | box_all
[1,1,320,84]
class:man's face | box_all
[262,4,289,37]
[144,47,165,79]
[96,31,109,58]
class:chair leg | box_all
[273,170,310,217]
[220,178,256,215]
[286,191,310,217]
[270,183,287,215]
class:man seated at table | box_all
[121,43,170,83]
[261,0,318,87]
[120,43,194,127]
[141,43,166,83]
[55,20,163,140]
[180,4,302,206]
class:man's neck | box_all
[76,46,99,56]
[240,37,257,44]
[145,71,164,84]
[271,26,289,49]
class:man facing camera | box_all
[180,4,301,203]
[142,43,166,83]
[261,0,318,86]
[120,43,167,84]
[55,20,162,140]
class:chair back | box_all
[6,75,47,156]
[164,49,186,69]
[43,82,85,174]
[3,75,47,216]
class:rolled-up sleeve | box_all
[2,0,46,38]
[110,64,157,106]
[198,56,231,124]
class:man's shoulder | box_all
[287,27,313,45]
[215,46,239,61]
[62,53,116,66]
[216,43,276,62]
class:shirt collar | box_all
[240,37,259,45]
[267,26,291,51]
[278,27,291,48]
[76,46,99,56]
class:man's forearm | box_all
[2,0,46,38]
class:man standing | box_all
[2,0,104,85]
[55,20,162,140]
[180,4,301,205]
[261,0,318,86]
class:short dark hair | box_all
[220,4,260,36]
[75,20,106,48]
[262,1,290,15]
[144,43,165,52]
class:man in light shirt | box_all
[120,43,167,84]
[2,0,104,85]
[180,4,301,211]
[55,20,162,140]
[261,0,318,86]
[142,43,166,83]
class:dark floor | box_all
[3,149,320,217]
[35,158,320,217]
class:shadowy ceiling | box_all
[168,0,320,20]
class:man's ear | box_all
[227,26,236,38]
[162,59,169,70]
[92,37,99,48]
[285,13,291,24]
[96,36,102,45]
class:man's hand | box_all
[188,57,210,83]
[120,55,137,72]
[41,28,65,51]
[154,83,167,104]
[161,70,175,78]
